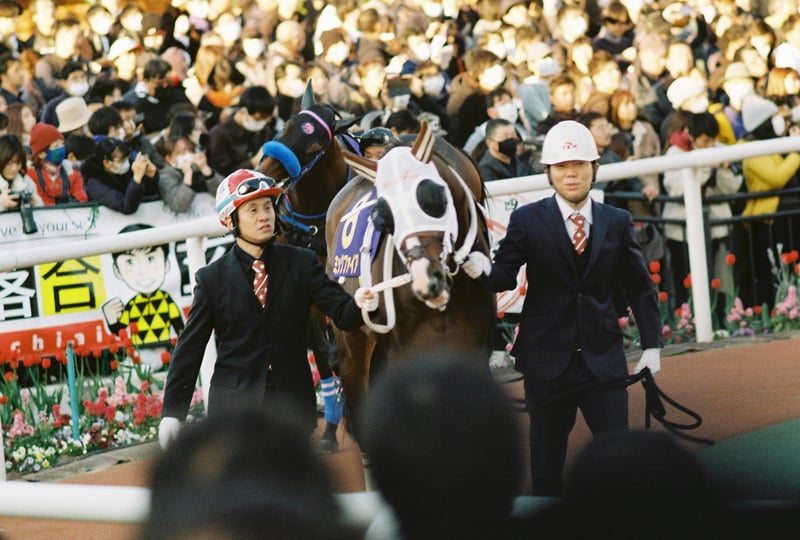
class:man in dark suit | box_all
[158,169,376,449]
[463,120,663,496]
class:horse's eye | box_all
[416,179,447,218]
[371,197,394,234]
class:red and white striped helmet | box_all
[215,169,282,224]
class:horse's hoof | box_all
[317,437,339,454]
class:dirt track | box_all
[2,334,799,539]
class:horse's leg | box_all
[307,306,341,453]
[335,327,373,447]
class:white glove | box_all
[461,251,491,279]
[158,417,181,450]
[354,287,379,311]
[633,348,661,376]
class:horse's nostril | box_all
[430,270,445,295]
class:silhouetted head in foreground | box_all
[363,354,523,539]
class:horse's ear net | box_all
[416,179,447,219]
[371,198,395,234]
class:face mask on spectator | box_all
[422,74,444,96]
[479,65,506,92]
[412,43,431,62]
[497,138,518,159]
[115,160,131,175]
[685,96,710,114]
[176,152,194,168]
[325,42,350,66]
[496,102,519,123]
[724,84,752,105]
[539,58,559,77]
[218,22,241,44]
[243,113,267,132]
[46,146,65,165]
[67,81,89,97]
[280,78,306,98]
[243,39,265,59]
[772,114,787,136]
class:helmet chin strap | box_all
[231,213,278,248]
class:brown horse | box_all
[326,121,496,441]
[256,91,359,451]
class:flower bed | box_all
[1,324,205,476]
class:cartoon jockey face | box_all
[113,246,169,295]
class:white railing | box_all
[2,136,800,521]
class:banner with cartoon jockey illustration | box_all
[0,196,232,369]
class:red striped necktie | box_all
[569,212,587,255]
[252,260,267,307]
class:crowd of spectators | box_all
[0,0,799,306]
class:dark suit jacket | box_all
[490,196,662,382]
[161,243,363,431]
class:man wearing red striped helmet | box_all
[159,169,376,449]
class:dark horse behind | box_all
[326,120,496,441]
[256,87,359,451]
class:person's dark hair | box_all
[386,109,420,134]
[58,61,86,81]
[486,86,512,108]
[577,110,606,130]
[86,3,112,20]
[88,106,123,136]
[0,51,18,76]
[93,136,131,163]
[0,111,8,131]
[86,78,121,105]
[142,406,357,540]
[167,113,196,140]
[65,133,97,160]
[111,223,168,261]
[142,58,171,81]
[160,135,194,159]
[0,133,26,174]
[166,102,200,125]
[239,85,275,117]
[111,99,135,114]
[560,430,713,536]
[688,111,719,139]
[363,355,522,536]
[485,117,513,140]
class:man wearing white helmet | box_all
[158,169,377,450]
[463,121,663,496]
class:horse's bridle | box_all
[260,109,341,242]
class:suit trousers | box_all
[523,351,628,496]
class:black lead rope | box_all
[511,368,714,446]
